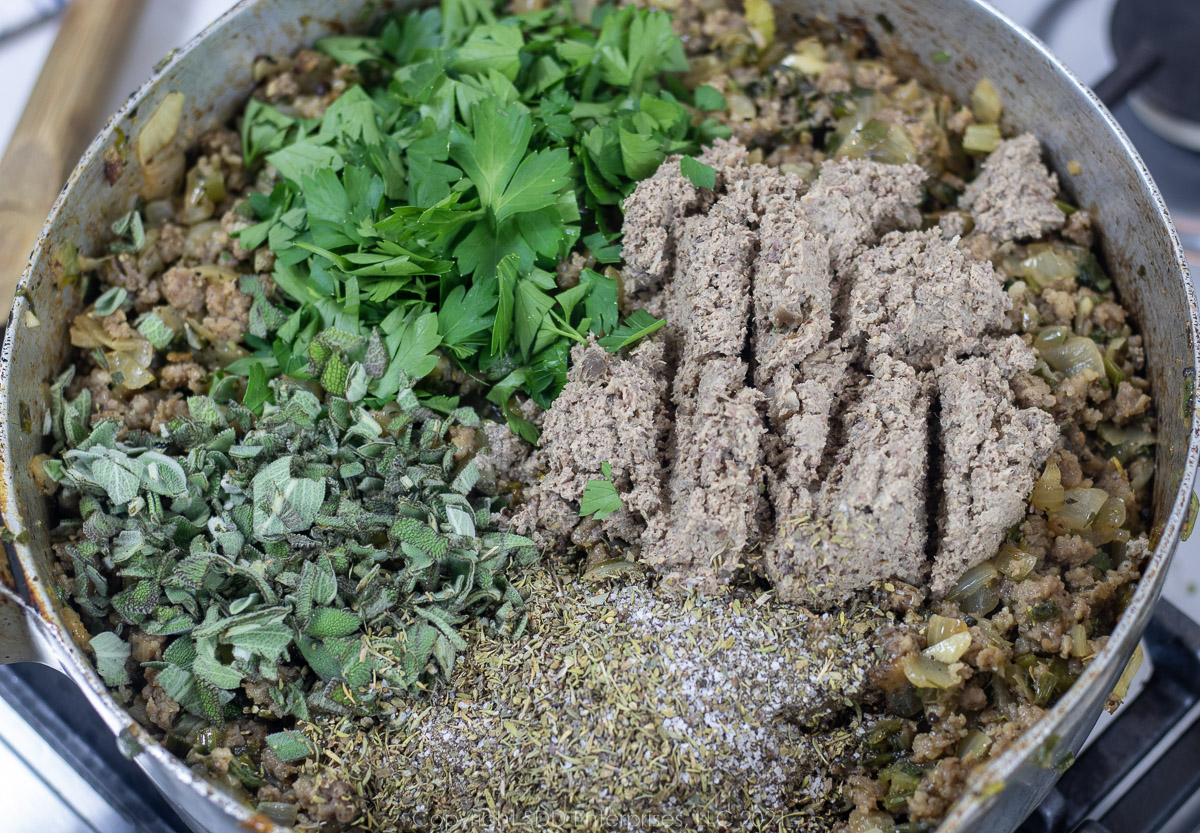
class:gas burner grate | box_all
[0,662,188,833]
[1019,600,1200,833]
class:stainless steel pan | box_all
[1,1,1196,831]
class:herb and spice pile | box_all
[40,0,1158,830]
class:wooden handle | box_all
[0,0,146,314]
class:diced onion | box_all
[947,561,999,615]
[1030,460,1066,513]
[1104,357,1128,386]
[70,313,114,349]
[995,545,1038,580]
[1033,326,1070,353]
[144,199,175,225]
[1069,623,1091,658]
[963,123,1001,153]
[1075,295,1095,333]
[1053,488,1109,531]
[958,729,993,763]
[256,802,299,826]
[1016,247,1078,289]
[1107,644,1144,712]
[924,630,972,664]
[837,118,918,165]
[1128,457,1155,494]
[1088,496,1127,545]
[107,343,156,389]
[902,653,963,690]
[138,92,187,200]
[183,220,223,260]
[137,91,184,167]
[970,78,1003,124]
[1096,421,1155,449]
[743,0,776,50]
[727,92,756,121]
[31,454,59,495]
[1041,336,1105,378]
[783,38,830,76]
[142,148,186,201]
[949,561,999,598]
[925,614,968,646]
[181,166,218,224]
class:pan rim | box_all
[0,0,1195,830]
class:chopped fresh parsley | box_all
[580,461,623,519]
[598,308,666,352]
[233,0,726,436]
[693,85,727,112]
[680,155,717,190]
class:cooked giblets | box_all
[526,137,1059,604]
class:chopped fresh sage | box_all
[93,286,129,318]
[89,631,132,687]
[49,365,536,722]
[266,729,317,762]
[109,209,146,254]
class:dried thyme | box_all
[295,570,887,832]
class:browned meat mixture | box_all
[642,356,766,591]
[779,354,932,600]
[960,133,1067,242]
[514,337,669,552]
[933,341,1059,594]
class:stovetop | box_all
[1019,602,1200,833]
[1,1,1199,832]
[0,663,188,833]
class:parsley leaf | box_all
[580,461,623,520]
[693,85,727,111]
[680,155,717,190]
[598,309,667,352]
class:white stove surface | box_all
[0,2,1196,832]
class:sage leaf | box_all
[93,456,143,505]
[49,376,533,716]
[305,608,361,639]
[296,635,342,681]
[266,730,316,763]
[135,311,176,349]
[93,286,128,317]
[140,451,189,496]
[445,504,476,537]
[194,646,244,690]
[90,631,131,687]
[252,456,326,539]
